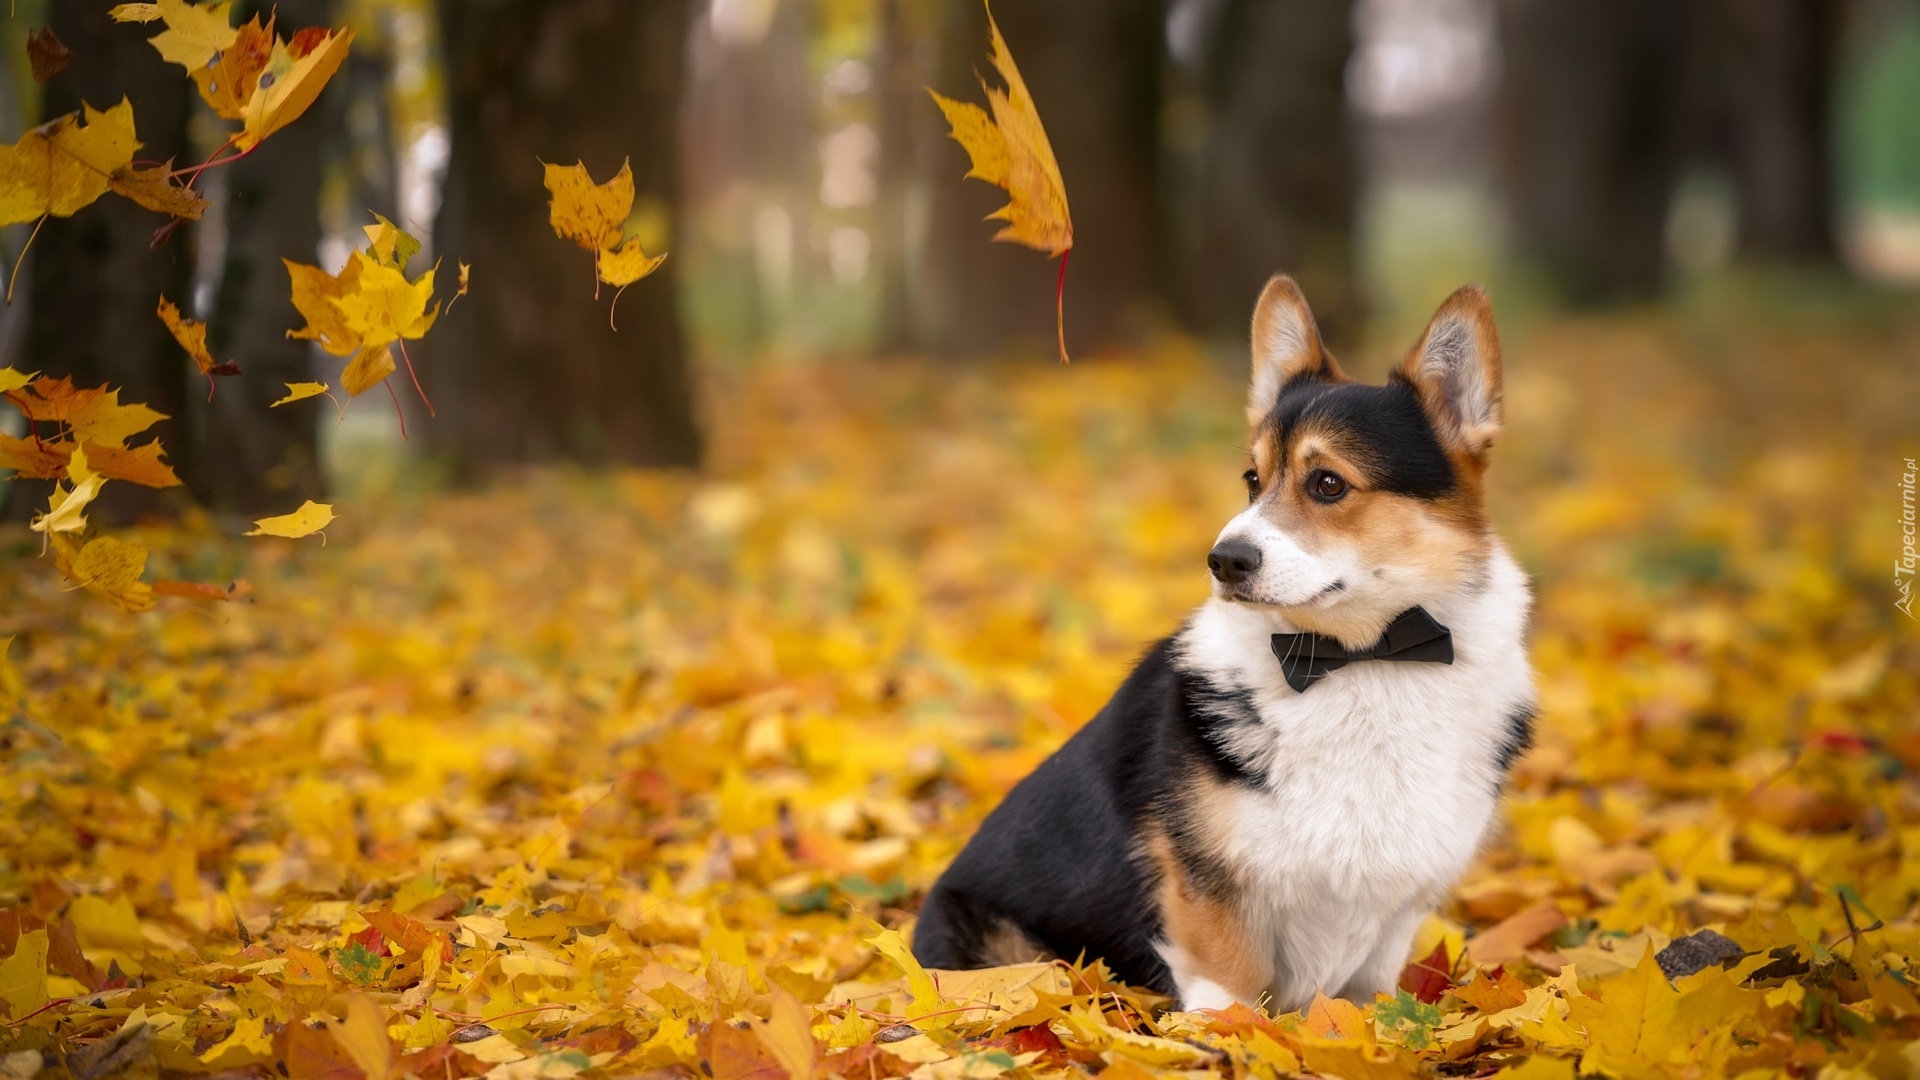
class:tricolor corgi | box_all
[912,276,1537,1012]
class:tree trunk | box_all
[1182,0,1359,345]
[914,0,1165,359]
[1726,0,1841,262]
[14,1,195,522]
[1495,0,1695,303]
[189,0,334,514]
[426,0,700,472]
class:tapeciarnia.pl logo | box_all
[1900,457,1916,620]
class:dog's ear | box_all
[1398,285,1503,456]
[1247,274,1343,427]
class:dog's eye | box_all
[1242,467,1259,501]
[1308,469,1348,502]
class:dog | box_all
[911,275,1537,1013]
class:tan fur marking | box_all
[1145,816,1270,1005]
[978,920,1052,966]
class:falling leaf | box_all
[927,0,1073,361]
[273,381,331,406]
[545,159,633,255]
[342,345,396,397]
[543,159,670,305]
[30,444,106,537]
[246,500,334,539]
[121,0,239,69]
[447,261,470,310]
[237,27,354,151]
[362,213,420,270]
[4,374,167,447]
[0,101,140,227]
[27,28,72,84]
[158,296,239,396]
[0,367,33,394]
[109,162,209,220]
[0,436,180,488]
[188,13,273,119]
[336,260,439,349]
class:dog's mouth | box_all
[1222,579,1346,607]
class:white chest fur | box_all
[1167,545,1537,1011]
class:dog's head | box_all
[1207,275,1503,647]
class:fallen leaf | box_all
[1467,900,1567,967]
[0,929,49,1018]
[153,578,252,602]
[325,993,393,1080]
[246,500,334,539]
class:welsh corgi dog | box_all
[912,276,1538,1013]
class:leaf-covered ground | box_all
[3,302,1919,1079]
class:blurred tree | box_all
[190,0,335,514]
[913,0,1165,358]
[427,0,700,471]
[1495,0,1694,302]
[16,1,194,522]
[1724,0,1841,261]
[1180,0,1358,344]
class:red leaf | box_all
[1398,941,1452,1004]
[27,27,71,83]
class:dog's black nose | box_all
[1207,540,1262,584]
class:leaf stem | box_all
[1054,247,1070,365]
[6,214,47,306]
[397,339,434,417]
[384,377,409,441]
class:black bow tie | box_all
[1270,606,1454,693]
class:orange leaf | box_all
[1465,900,1567,967]
[1454,968,1531,1013]
[189,14,272,119]
[1303,991,1369,1039]
[158,295,240,393]
[153,578,252,602]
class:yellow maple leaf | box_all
[0,367,32,394]
[246,500,335,540]
[598,234,666,288]
[748,989,818,1080]
[927,0,1074,361]
[31,444,106,537]
[237,28,354,151]
[118,0,238,70]
[285,256,361,356]
[545,159,634,255]
[326,994,393,1080]
[337,259,439,349]
[55,536,156,614]
[863,924,944,1023]
[0,436,180,489]
[272,381,332,406]
[0,100,140,227]
[362,212,420,270]
[342,345,396,397]
[0,928,49,1018]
